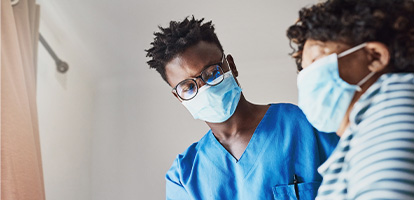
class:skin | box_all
[165,41,270,161]
[301,39,390,136]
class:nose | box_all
[195,76,207,89]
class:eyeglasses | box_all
[172,54,226,101]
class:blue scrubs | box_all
[166,103,339,200]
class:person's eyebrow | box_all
[203,54,223,68]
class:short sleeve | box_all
[315,130,340,163]
[165,157,191,200]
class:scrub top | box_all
[166,103,339,200]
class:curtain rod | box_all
[11,0,68,73]
[39,33,69,73]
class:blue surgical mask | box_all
[182,71,242,123]
[297,43,375,133]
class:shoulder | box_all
[269,102,302,112]
[378,73,414,103]
[357,73,414,103]
[166,132,209,178]
[265,103,320,136]
[349,73,414,148]
[351,73,414,126]
[267,103,319,131]
[379,72,414,87]
[267,103,307,120]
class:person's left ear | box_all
[226,54,239,77]
[365,42,390,73]
[171,91,183,102]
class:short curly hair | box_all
[145,16,223,84]
[287,0,414,72]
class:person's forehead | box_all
[165,41,222,87]
[301,39,353,68]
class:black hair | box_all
[287,0,414,72]
[145,16,223,84]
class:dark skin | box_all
[165,41,270,161]
[301,39,390,136]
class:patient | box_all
[287,0,414,199]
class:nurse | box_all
[146,16,339,200]
[287,0,414,199]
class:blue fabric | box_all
[166,103,339,200]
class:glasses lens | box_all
[202,65,224,85]
[176,79,197,100]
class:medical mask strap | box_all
[338,43,367,58]
[355,71,376,91]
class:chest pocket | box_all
[272,181,321,200]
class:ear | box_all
[365,42,390,73]
[226,54,239,77]
[171,91,183,102]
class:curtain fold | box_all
[1,0,45,199]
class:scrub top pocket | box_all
[272,181,321,200]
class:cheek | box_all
[337,59,352,83]
[301,48,327,69]
[301,53,313,69]
[338,58,369,85]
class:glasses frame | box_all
[172,53,227,101]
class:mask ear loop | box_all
[355,71,376,91]
[338,43,367,58]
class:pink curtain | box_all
[1,0,45,199]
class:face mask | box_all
[297,43,375,133]
[182,71,242,123]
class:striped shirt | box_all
[316,73,414,200]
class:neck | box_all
[206,94,266,141]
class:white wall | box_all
[36,1,99,199]
[37,31,95,200]
[36,0,318,200]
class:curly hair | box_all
[145,16,223,84]
[287,0,414,72]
